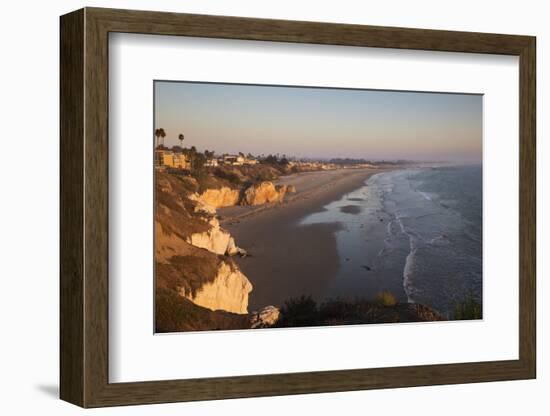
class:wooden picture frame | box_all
[60,7,536,408]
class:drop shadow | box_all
[35,384,59,399]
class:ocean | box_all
[300,165,483,318]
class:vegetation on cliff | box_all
[156,288,250,332]
[275,295,444,328]
[453,292,482,320]
[163,151,292,190]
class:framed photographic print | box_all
[60,7,536,407]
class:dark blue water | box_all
[300,165,482,318]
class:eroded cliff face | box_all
[156,172,252,317]
[185,217,244,256]
[180,261,253,314]
[241,181,287,206]
[155,171,291,330]
[197,187,240,208]
[190,180,288,210]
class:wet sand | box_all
[219,168,383,310]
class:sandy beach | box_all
[219,168,384,310]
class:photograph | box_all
[154,81,483,333]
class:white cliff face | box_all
[185,217,245,256]
[187,193,217,215]
[180,261,253,314]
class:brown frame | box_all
[60,7,536,408]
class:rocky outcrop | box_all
[180,261,253,314]
[187,193,217,215]
[241,181,287,206]
[185,217,246,256]
[250,306,281,328]
[192,181,294,209]
[197,187,240,209]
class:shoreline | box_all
[220,168,389,310]
[219,168,387,225]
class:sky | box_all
[154,81,482,163]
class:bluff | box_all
[241,182,287,206]
[196,186,240,208]
[155,172,253,315]
[155,171,280,331]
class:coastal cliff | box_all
[185,217,244,256]
[184,261,252,314]
[155,172,253,314]
[241,182,287,206]
[195,181,289,209]
[197,186,240,208]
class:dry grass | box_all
[155,172,210,238]
[155,287,250,332]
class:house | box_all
[220,154,259,166]
[155,149,191,170]
[155,149,174,168]
[222,155,245,166]
[173,152,191,170]
[205,158,219,167]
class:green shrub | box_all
[454,293,482,320]
[375,291,397,307]
[278,295,319,327]
[275,293,444,328]
[213,168,242,186]
[254,170,276,182]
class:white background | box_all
[0,0,547,415]
[110,34,519,382]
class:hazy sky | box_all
[154,81,482,163]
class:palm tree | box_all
[178,133,184,148]
[154,128,166,148]
[154,129,160,147]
